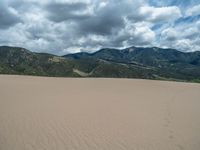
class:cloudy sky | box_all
[0,0,200,54]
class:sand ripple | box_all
[0,75,200,150]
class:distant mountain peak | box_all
[0,45,200,83]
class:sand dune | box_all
[0,75,200,150]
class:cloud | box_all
[0,1,21,29]
[45,2,92,22]
[78,8,125,35]
[123,22,156,46]
[140,6,182,22]
[44,0,141,36]
[129,6,182,23]
[186,4,200,16]
[149,0,200,8]
[0,0,199,54]
[159,18,200,52]
[161,28,178,41]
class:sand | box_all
[0,75,200,150]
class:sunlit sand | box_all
[0,75,200,150]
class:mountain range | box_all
[0,46,200,83]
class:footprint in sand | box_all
[163,94,185,150]
[169,134,174,139]
[176,144,184,150]
[163,116,171,128]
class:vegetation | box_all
[0,46,200,83]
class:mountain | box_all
[0,46,77,77]
[65,46,200,82]
[0,46,200,83]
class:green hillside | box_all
[0,46,200,83]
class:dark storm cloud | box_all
[79,10,125,35]
[45,2,91,22]
[0,1,21,29]
[44,1,127,35]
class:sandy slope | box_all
[0,75,200,150]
